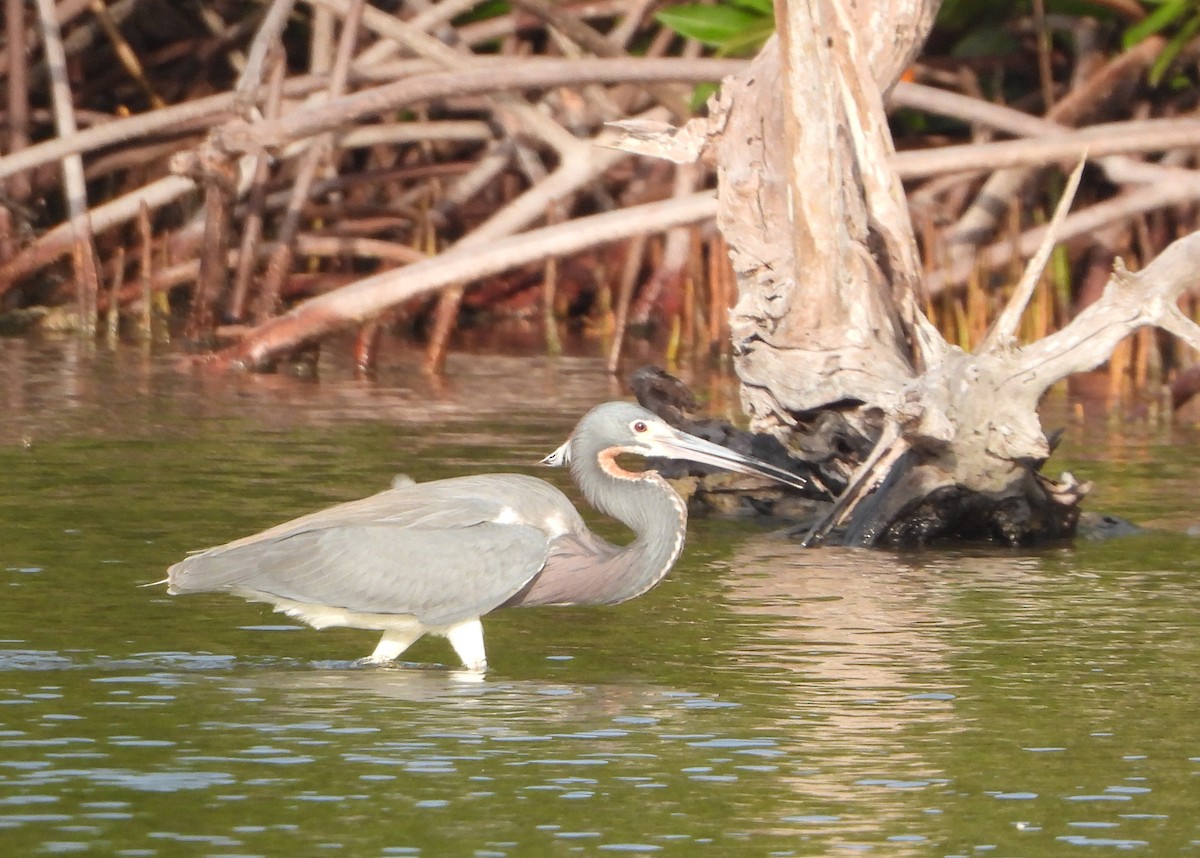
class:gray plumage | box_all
[166,401,812,671]
[170,475,576,626]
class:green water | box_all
[1,339,1198,856]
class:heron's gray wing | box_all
[181,474,584,549]
[169,520,549,626]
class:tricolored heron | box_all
[166,401,812,671]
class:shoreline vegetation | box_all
[0,0,1196,411]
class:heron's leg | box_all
[359,627,423,666]
[444,618,487,673]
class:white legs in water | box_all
[445,618,487,673]
[361,627,423,665]
[359,618,487,673]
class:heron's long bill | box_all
[540,418,819,494]
[649,427,814,493]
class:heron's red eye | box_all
[632,420,648,433]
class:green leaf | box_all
[1122,0,1189,48]
[727,0,774,14]
[716,16,775,56]
[656,5,762,47]
[1148,11,1200,85]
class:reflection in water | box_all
[0,337,624,449]
[714,536,1200,852]
[717,539,971,845]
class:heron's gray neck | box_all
[570,452,688,602]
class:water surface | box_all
[1,339,1198,855]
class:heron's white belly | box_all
[238,592,488,671]
[238,591,439,634]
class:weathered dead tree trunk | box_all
[612,0,1200,546]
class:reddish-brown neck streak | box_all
[597,447,647,481]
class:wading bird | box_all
[166,401,812,671]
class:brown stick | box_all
[87,0,164,108]
[256,0,367,322]
[607,234,648,373]
[978,155,1086,353]
[186,154,238,341]
[137,201,153,340]
[4,0,31,203]
[235,0,298,111]
[228,52,287,322]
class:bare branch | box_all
[236,0,297,109]
[892,117,1200,179]
[979,155,1086,353]
[34,0,99,325]
[221,192,718,369]
[212,58,745,154]
[1159,306,1200,354]
[1012,232,1200,391]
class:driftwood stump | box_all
[612,0,1200,546]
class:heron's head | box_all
[539,402,672,470]
[539,401,811,493]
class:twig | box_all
[979,155,1086,353]
[0,90,238,182]
[34,0,99,329]
[607,233,648,373]
[186,153,238,341]
[235,0,297,110]
[87,0,164,108]
[105,246,123,343]
[137,201,153,339]
[350,0,481,69]
[310,2,334,75]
